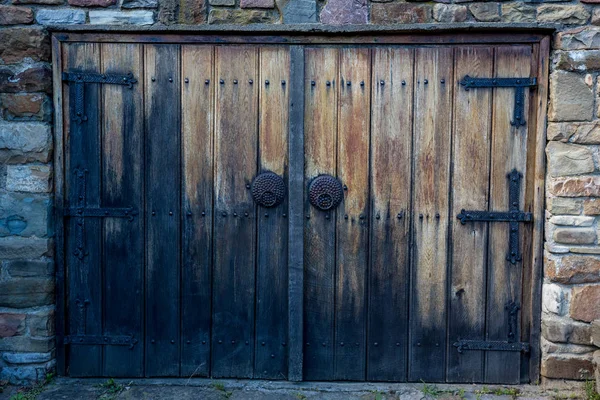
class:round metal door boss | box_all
[251,172,286,208]
[308,175,344,211]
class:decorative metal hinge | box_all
[453,340,529,354]
[62,71,137,125]
[64,334,139,349]
[67,169,138,261]
[457,169,532,264]
[460,75,537,126]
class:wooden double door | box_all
[56,37,547,383]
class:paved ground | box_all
[0,377,587,400]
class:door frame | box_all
[51,29,551,382]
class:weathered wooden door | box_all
[56,36,547,383]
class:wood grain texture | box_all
[303,47,338,381]
[287,45,305,382]
[53,35,66,376]
[144,44,181,377]
[211,46,258,378]
[64,42,103,377]
[527,37,550,383]
[367,47,413,382]
[334,47,371,381]
[409,47,453,383]
[181,45,214,377]
[485,46,531,384]
[255,46,290,380]
[100,43,144,377]
[447,46,493,383]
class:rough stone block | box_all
[542,315,592,345]
[371,3,432,24]
[69,0,115,7]
[6,260,53,277]
[554,227,597,244]
[159,0,206,24]
[550,216,595,227]
[555,50,600,72]
[541,355,595,380]
[433,4,467,22]
[121,0,157,9]
[0,237,50,260]
[27,309,54,337]
[0,28,50,65]
[469,3,500,22]
[557,27,600,50]
[0,66,52,94]
[585,199,600,215]
[35,9,86,24]
[550,197,583,215]
[0,360,55,385]
[0,94,52,122]
[501,3,536,23]
[0,5,34,25]
[0,313,26,338]
[570,247,600,254]
[546,255,600,284]
[571,285,600,322]
[13,0,63,5]
[209,0,234,5]
[0,278,54,308]
[276,0,316,23]
[208,9,274,24]
[0,122,51,163]
[6,165,51,193]
[542,338,596,354]
[546,142,595,177]
[543,283,568,315]
[592,320,600,346]
[0,193,51,238]
[241,0,274,8]
[0,336,54,353]
[2,352,52,364]
[547,122,600,144]
[537,5,590,24]
[549,71,594,122]
[89,10,154,25]
[320,0,367,24]
[550,176,600,197]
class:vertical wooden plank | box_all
[334,48,370,381]
[409,47,453,383]
[53,35,66,376]
[288,45,305,382]
[101,43,144,377]
[485,46,531,384]
[255,46,290,380]
[144,44,181,377]
[527,37,550,384]
[303,47,338,381]
[447,46,493,383]
[181,45,214,378]
[64,42,103,377]
[368,47,413,382]
[211,46,258,378]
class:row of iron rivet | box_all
[148,78,446,85]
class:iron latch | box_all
[460,75,537,126]
[453,340,529,354]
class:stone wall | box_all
[2,0,600,386]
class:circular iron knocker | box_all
[251,172,286,208]
[309,175,344,211]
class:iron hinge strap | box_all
[64,207,137,221]
[64,334,138,349]
[457,210,533,224]
[460,75,537,127]
[62,71,137,125]
[454,340,530,354]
